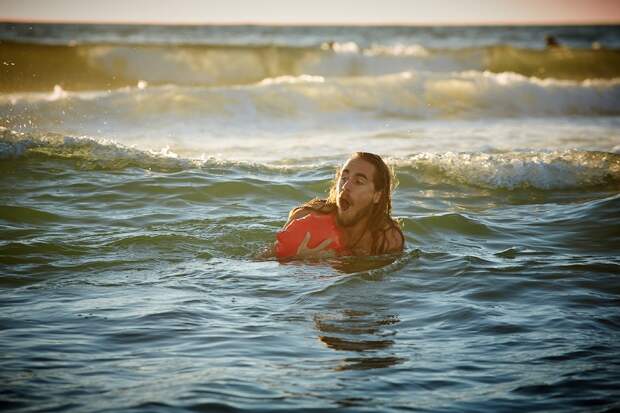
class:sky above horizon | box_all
[2,0,620,25]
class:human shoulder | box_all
[380,221,405,254]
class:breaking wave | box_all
[2,128,619,190]
[395,151,620,190]
[2,41,619,92]
[3,71,619,127]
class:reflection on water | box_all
[335,356,406,371]
[319,335,394,351]
[314,309,406,371]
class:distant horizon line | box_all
[1,17,619,27]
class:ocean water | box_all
[1,23,620,412]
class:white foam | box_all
[0,127,332,172]
[6,69,618,120]
[3,128,619,191]
[2,72,619,164]
[46,85,68,101]
[396,151,620,190]
[365,43,430,57]
[259,75,325,85]
[321,41,360,54]
[0,127,190,167]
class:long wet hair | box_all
[292,152,404,254]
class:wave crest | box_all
[3,128,619,191]
[0,128,196,170]
[0,128,326,173]
[396,151,620,190]
[2,41,619,92]
[4,71,619,126]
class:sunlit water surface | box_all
[1,23,620,412]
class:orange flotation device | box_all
[275,213,344,259]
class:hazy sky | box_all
[2,0,619,25]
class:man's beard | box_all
[337,201,374,227]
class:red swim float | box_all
[275,213,344,259]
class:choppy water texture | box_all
[1,23,620,413]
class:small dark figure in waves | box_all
[545,35,561,48]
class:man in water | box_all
[281,152,405,257]
[545,35,560,48]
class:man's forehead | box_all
[341,157,376,177]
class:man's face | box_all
[336,157,381,227]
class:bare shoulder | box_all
[381,223,405,254]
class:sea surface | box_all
[1,23,620,412]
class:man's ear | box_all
[373,191,382,204]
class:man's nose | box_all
[341,179,352,191]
